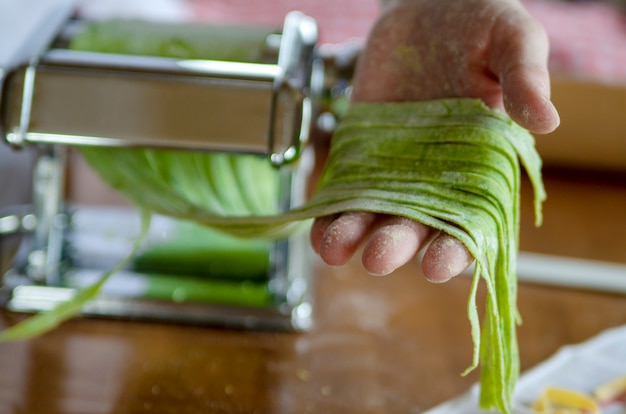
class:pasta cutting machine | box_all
[0,0,343,331]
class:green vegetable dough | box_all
[78,99,543,414]
[0,97,544,414]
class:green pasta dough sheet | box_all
[69,19,276,63]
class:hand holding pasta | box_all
[310,0,561,281]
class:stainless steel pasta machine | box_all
[0,0,351,331]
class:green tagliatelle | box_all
[95,99,543,414]
[0,97,543,414]
[99,99,544,414]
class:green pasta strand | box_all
[0,210,153,342]
[82,99,545,413]
[0,99,543,413]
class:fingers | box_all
[361,216,432,276]
[491,8,560,134]
[311,213,474,281]
[421,233,474,283]
[310,212,376,266]
[312,213,432,273]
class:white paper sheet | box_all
[426,324,626,414]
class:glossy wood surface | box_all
[1,169,626,414]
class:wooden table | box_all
[1,169,626,414]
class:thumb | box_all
[492,12,560,134]
[501,64,561,134]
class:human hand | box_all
[310,0,560,281]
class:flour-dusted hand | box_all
[311,0,560,281]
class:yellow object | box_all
[532,387,600,413]
[594,375,626,404]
